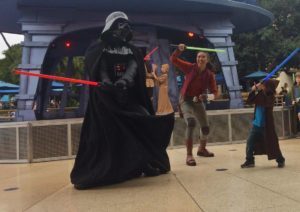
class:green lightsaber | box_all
[170,44,225,53]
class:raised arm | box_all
[247,83,274,107]
[169,44,194,75]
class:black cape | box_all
[70,40,175,188]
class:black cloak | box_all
[70,40,175,188]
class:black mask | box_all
[113,21,132,42]
[102,19,133,44]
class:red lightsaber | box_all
[14,70,100,86]
[144,46,159,61]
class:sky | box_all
[0,33,24,59]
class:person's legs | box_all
[275,142,285,168]
[241,126,263,168]
[194,102,214,157]
[181,100,197,166]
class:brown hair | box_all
[263,79,279,96]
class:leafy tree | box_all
[233,0,300,77]
[0,44,22,84]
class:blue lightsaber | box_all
[261,48,300,82]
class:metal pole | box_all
[0,32,14,62]
[0,32,11,49]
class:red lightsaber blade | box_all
[14,70,100,86]
[144,46,159,61]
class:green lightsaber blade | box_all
[170,44,225,53]
[186,46,225,53]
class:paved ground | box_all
[1,139,300,212]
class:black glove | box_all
[114,79,128,106]
[114,79,127,90]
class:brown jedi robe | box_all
[247,84,283,160]
[156,73,174,115]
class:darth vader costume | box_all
[70,12,175,189]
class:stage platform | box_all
[0,139,300,211]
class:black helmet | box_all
[102,11,129,34]
[101,11,132,43]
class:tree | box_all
[233,0,300,77]
[0,44,22,84]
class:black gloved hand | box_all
[114,79,128,106]
[114,79,127,90]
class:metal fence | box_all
[0,107,293,163]
[172,106,292,146]
[0,119,82,163]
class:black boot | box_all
[74,183,95,190]
[276,157,285,168]
[241,160,255,168]
[143,163,161,176]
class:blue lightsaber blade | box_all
[262,48,300,82]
